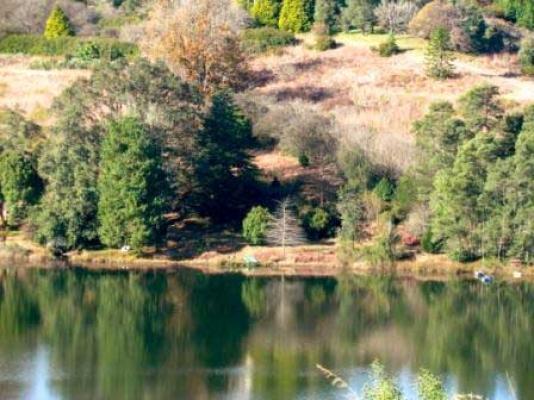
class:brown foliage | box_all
[143,0,250,94]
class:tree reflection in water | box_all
[0,268,531,400]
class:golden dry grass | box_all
[0,55,88,123]
[249,36,534,142]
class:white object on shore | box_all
[513,271,522,279]
[120,245,131,253]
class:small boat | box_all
[513,271,522,279]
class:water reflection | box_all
[0,268,531,400]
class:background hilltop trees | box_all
[279,0,314,32]
[252,0,283,27]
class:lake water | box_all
[0,268,531,400]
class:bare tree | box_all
[266,198,307,256]
[142,0,250,94]
[374,0,418,33]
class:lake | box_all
[0,268,532,400]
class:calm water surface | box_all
[0,268,532,400]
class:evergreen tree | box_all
[413,101,469,201]
[0,151,42,225]
[314,0,339,34]
[341,0,378,33]
[97,117,168,251]
[194,91,258,221]
[252,0,282,27]
[279,0,314,32]
[458,84,503,132]
[44,6,74,39]
[509,106,534,262]
[242,206,271,245]
[425,27,455,80]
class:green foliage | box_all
[458,84,503,132]
[391,175,417,221]
[0,34,138,58]
[302,206,338,240]
[314,0,339,34]
[497,0,534,29]
[242,206,271,245]
[97,117,168,251]
[425,27,455,80]
[241,27,296,54]
[0,151,42,225]
[279,0,314,32]
[377,34,400,57]
[364,361,402,400]
[194,91,258,221]
[34,60,202,250]
[421,229,443,254]
[252,0,282,27]
[373,177,395,202]
[44,6,74,40]
[337,185,364,245]
[341,0,378,33]
[519,36,534,76]
[416,369,447,400]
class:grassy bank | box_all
[1,233,532,281]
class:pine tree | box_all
[425,27,455,80]
[509,105,534,262]
[279,0,313,32]
[97,117,168,251]
[44,6,74,39]
[314,0,339,34]
[194,91,257,221]
[252,0,282,27]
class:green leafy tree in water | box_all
[425,27,455,80]
[97,117,168,251]
[364,361,403,400]
[0,151,42,225]
[279,0,313,32]
[44,6,74,39]
[252,0,282,27]
[242,206,271,245]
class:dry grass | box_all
[0,55,88,123]
[248,36,534,173]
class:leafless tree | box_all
[266,198,307,256]
[375,0,418,33]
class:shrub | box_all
[44,6,74,39]
[364,361,402,400]
[241,27,296,54]
[0,34,138,58]
[377,34,400,57]
[303,207,338,240]
[421,228,443,254]
[314,34,337,51]
[373,177,395,201]
[417,369,447,400]
[242,206,271,245]
[519,36,534,76]
[409,0,459,39]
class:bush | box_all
[44,6,74,39]
[417,369,447,400]
[373,177,395,201]
[242,206,271,245]
[421,228,443,254]
[302,207,338,240]
[377,34,400,57]
[314,34,337,51]
[241,27,296,54]
[519,36,534,76]
[0,34,138,58]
